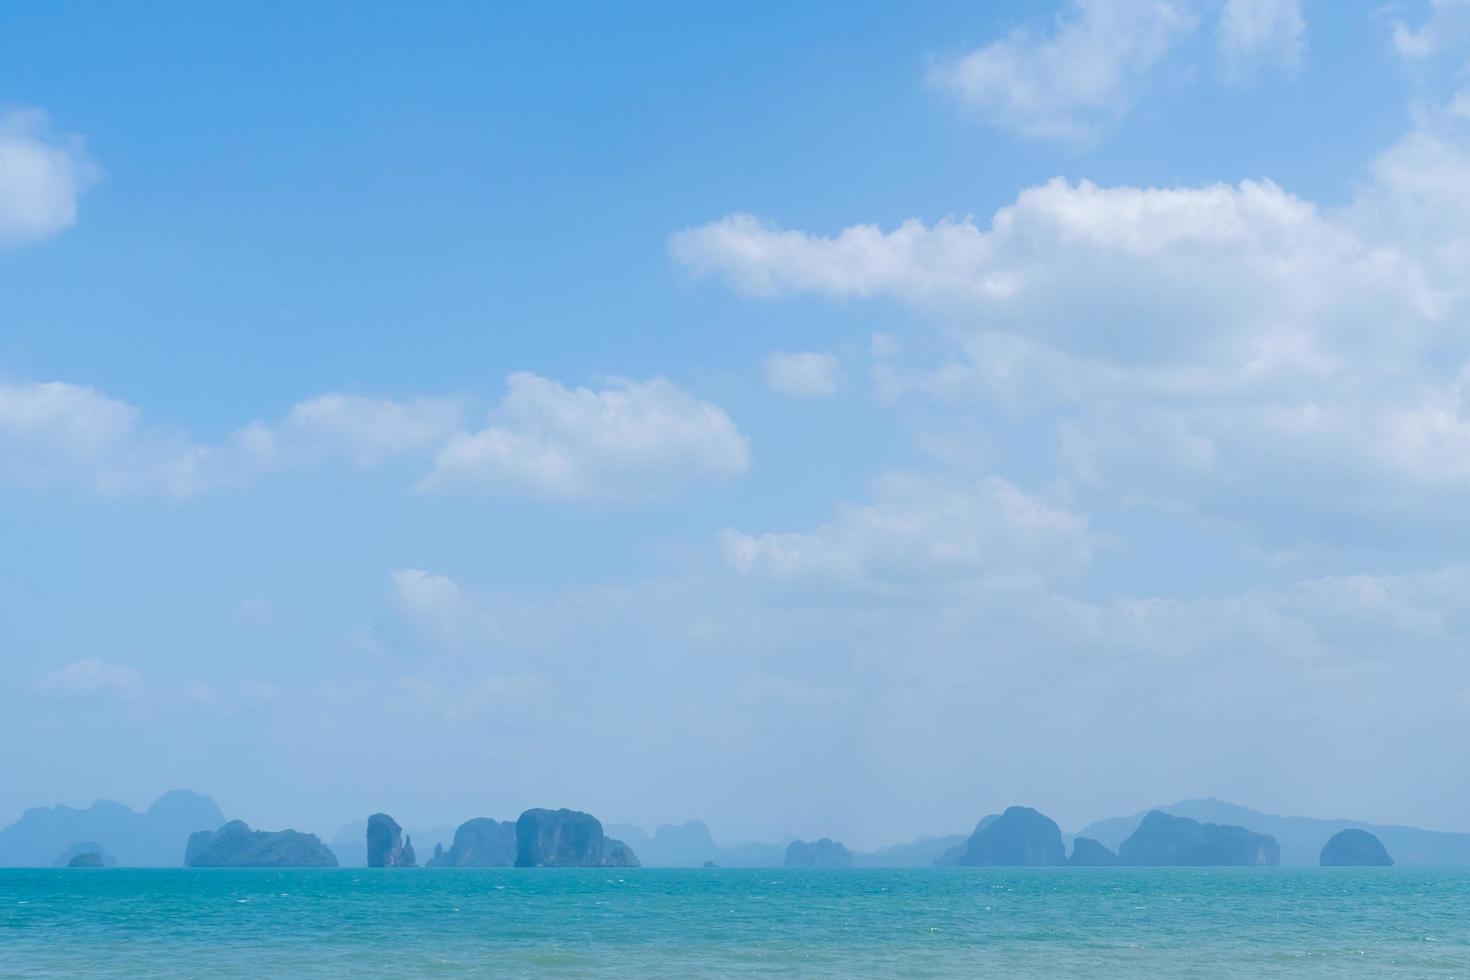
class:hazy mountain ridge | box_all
[0,790,224,867]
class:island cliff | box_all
[426,818,517,867]
[514,809,639,867]
[783,838,853,868]
[956,806,1067,866]
[184,821,338,868]
[1119,811,1279,866]
[1320,829,1393,866]
[366,813,417,868]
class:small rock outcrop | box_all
[1068,836,1118,866]
[66,851,106,868]
[53,841,114,868]
[1119,811,1279,866]
[426,818,517,867]
[184,821,338,867]
[1320,829,1393,867]
[514,809,640,868]
[956,806,1067,866]
[366,813,417,868]
[783,838,854,868]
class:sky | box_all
[3,0,1470,849]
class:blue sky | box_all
[4,0,1470,847]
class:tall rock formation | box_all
[366,813,417,868]
[184,821,338,867]
[1320,829,1393,866]
[514,808,639,867]
[956,806,1067,866]
[1119,811,1279,866]
[783,838,853,868]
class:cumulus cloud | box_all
[391,569,487,650]
[720,473,1094,593]
[675,88,1470,545]
[762,351,841,397]
[926,0,1198,141]
[0,373,746,502]
[422,372,750,501]
[1216,0,1305,80]
[1391,0,1470,61]
[925,1,1311,140]
[0,109,99,246]
[281,394,462,468]
[673,177,1437,369]
[0,379,460,496]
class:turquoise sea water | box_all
[2,868,1467,977]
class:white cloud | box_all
[0,373,744,502]
[280,394,462,468]
[675,89,1470,544]
[762,351,841,397]
[674,177,1437,361]
[720,472,1093,593]
[391,568,496,651]
[1216,0,1305,80]
[38,658,145,701]
[1391,0,1470,61]
[926,0,1198,141]
[0,109,99,246]
[422,372,750,501]
[0,380,198,495]
[0,380,460,496]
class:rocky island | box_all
[1068,836,1119,866]
[514,809,639,867]
[366,813,417,868]
[1320,829,1393,866]
[427,818,517,867]
[53,841,114,868]
[185,821,338,867]
[955,806,1067,866]
[1119,811,1279,866]
[784,838,854,868]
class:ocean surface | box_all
[2,867,1467,977]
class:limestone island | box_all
[366,813,417,868]
[514,808,639,867]
[1320,829,1393,866]
[784,838,854,868]
[185,820,338,868]
[954,806,1067,866]
[1119,810,1279,866]
[54,841,114,868]
[1068,836,1119,866]
[426,818,517,868]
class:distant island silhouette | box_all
[0,790,1449,868]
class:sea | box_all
[2,867,1467,977]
